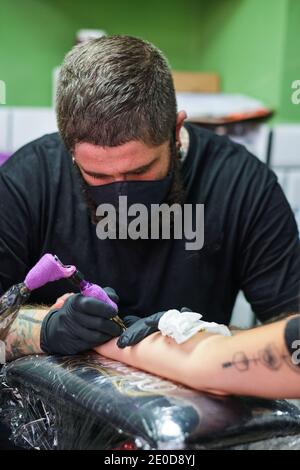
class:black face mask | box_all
[86,170,173,210]
[75,133,186,227]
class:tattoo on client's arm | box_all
[222,344,284,372]
[4,308,47,362]
[222,316,300,374]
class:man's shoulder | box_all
[185,123,270,177]
[183,123,278,208]
[186,123,250,161]
[25,131,62,146]
[14,132,66,159]
[0,132,68,175]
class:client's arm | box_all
[95,315,300,399]
[3,294,73,361]
[4,308,46,361]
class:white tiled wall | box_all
[0,107,57,153]
[0,108,11,153]
[270,126,300,214]
[229,124,270,163]
[271,125,300,167]
[284,171,300,210]
[10,107,57,153]
[230,123,300,212]
[230,291,256,328]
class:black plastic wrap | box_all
[1,353,300,450]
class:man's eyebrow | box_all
[127,158,159,175]
[78,157,159,178]
[78,167,111,178]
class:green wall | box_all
[0,0,201,106]
[0,0,299,122]
[196,0,300,122]
[279,0,300,122]
[196,0,288,111]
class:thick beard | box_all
[73,141,186,233]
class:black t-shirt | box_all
[0,123,299,324]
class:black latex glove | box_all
[41,291,122,355]
[117,307,192,348]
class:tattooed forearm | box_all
[4,308,48,362]
[222,316,300,377]
[222,343,295,373]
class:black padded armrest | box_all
[1,353,300,450]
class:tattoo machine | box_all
[0,253,126,341]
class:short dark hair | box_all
[56,35,177,151]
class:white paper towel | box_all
[158,309,231,344]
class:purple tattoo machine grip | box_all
[24,254,76,291]
[24,254,118,310]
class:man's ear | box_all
[175,110,187,149]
